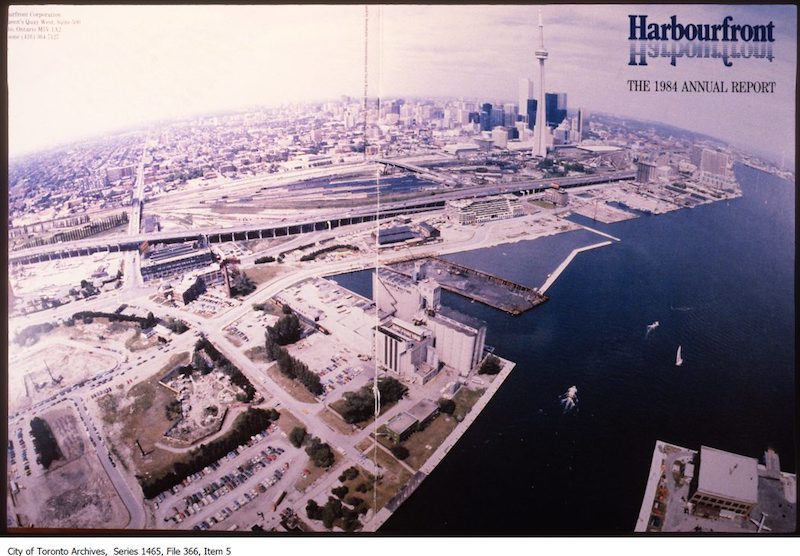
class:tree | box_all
[338,467,359,482]
[267,313,302,346]
[437,398,456,415]
[331,485,348,499]
[282,304,293,315]
[390,445,409,460]
[306,499,322,520]
[305,436,335,468]
[143,311,157,329]
[289,426,307,449]
[478,354,502,375]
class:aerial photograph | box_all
[4,4,796,536]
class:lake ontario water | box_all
[331,164,795,534]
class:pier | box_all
[390,257,547,315]
[539,241,613,294]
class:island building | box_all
[140,240,215,282]
[636,440,796,533]
[445,195,524,225]
[373,263,487,379]
[689,446,758,518]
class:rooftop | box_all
[406,398,439,423]
[432,305,487,334]
[697,445,759,504]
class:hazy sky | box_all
[7,4,796,160]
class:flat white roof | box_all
[577,145,622,153]
[697,445,759,504]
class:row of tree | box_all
[29,417,63,469]
[298,244,360,262]
[71,310,157,329]
[268,344,324,396]
[306,496,364,531]
[139,407,279,499]
[339,377,408,424]
[264,309,323,396]
[254,255,276,264]
[194,337,257,402]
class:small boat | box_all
[676,345,683,366]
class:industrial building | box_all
[695,147,736,190]
[636,161,657,184]
[427,306,487,376]
[373,266,440,323]
[373,263,487,376]
[375,318,436,380]
[376,226,418,246]
[140,241,215,282]
[445,195,524,225]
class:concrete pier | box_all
[539,240,613,294]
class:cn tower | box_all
[533,9,548,158]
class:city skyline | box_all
[7,4,796,161]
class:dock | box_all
[389,257,546,315]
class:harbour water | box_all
[332,165,795,534]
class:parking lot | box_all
[152,423,298,530]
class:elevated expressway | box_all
[9,170,634,266]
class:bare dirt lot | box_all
[95,353,191,478]
[11,405,128,529]
[8,339,119,412]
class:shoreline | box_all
[365,357,516,532]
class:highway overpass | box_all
[9,170,634,266]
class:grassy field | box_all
[246,264,294,286]
[266,364,318,404]
[452,387,484,421]
[244,345,268,363]
[317,407,358,436]
[350,449,412,512]
[293,453,338,493]
[97,352,191,479]
[402,414,457,470]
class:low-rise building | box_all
[174,275,207,305]
[140,241,215,282]
[446,195,523,225]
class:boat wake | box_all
[645,321,660,338]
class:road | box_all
[71,396,146,529]
[9,169,634,265]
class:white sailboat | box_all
[676,345,683,366]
